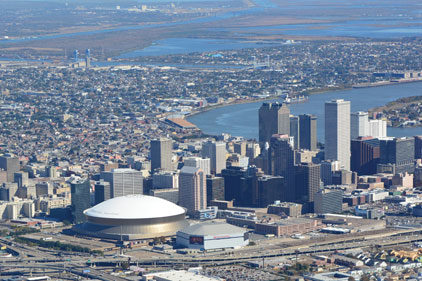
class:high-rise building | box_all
[206,175,225,205]
[325,99,351,170]
[268,134,295,201]
[415,136,422,159]
[0,155,19,182]
[94,180,111,205]
[259,102,290,145]
[0,183,17,201]
[314,189,343,214]
[14,172,28,188]
[351,137,380,175]
[178,166,206,215]
[294,163,321,206]
[257,175,286,208]
[184,157,211,175]
[70,177,91,224]
[368,119,387,138]
[299,114,317,151]
[378,137,415,174]
[150,138,173,172]
[320,160,340,186]
[233,141,247,156]
[290,115,300,150]
[246,142,261,160]
[100,168,143,198]
[222,166,261,207]
[351,111,369,140]
[201,141,226,175]
[152,171,179,189]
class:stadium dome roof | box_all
[84,194,185,220]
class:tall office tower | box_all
[378,137,415,174]
[0,155,19,182]
[314,189,343,214]
[150,138,173,172]
[0,183,17,201]
[152,171,179,189]
[178,166,206,215]
[184,157,211,175]
[368,119,387,138]
[100,168,143,198]
[45,166,58,178]
[201,141,227,175]
[320,160,340,186]
[415,136,422,159]
[222,166,261,207]
[13,172,28,188]
[257,175,286,208]
[290,115,300,149]
[85,49,91,68]
[325,99,351,170]
[233,141,247,156]
[299,114,317,151]
[246,142,261,159]
[351,137,380,175]
[70,177,91,224]
[268,134,295,201]
[94,180,111,205]
[294,163,321,211]
[259,102,290,145]
[206,175,225,205]
[351,111,369,140]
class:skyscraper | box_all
[100,168,143,198]
[325,99,351,170]
[184,157,211,175]
[201,141,226,175]
[0,155,19,182]
[150,138,173,172]
[268,134,295,201]
[178,166,206,215]
[299,114,317,151]
[294,163,321,211]
[94,180,111,205]
[70,177,91,224]
[351,111,369,140]
[378,137,415,174]
[259,102,290,145]
[351,137,380,175]
[206,175,225,205]
[368,119,387,138]
[290,115,300,149]
[415,136,422,159]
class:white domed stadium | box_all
[73,195,188,240]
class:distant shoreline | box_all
[186,78,422,120]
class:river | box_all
[187,82,422,141]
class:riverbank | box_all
[187,79,422,119]
[187,80,422,141]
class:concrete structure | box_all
[299,114,317,151]
[70,177,91,224]
[267,202,302,217]
[100,168,143,198]
[0,155,19,182]
[201,141,226,175]
[314,189,343,214]
[289,115,300,149]
[94,180,111,205]
[268,134,295,201]
[150,188,179,204]
[325,99,351,170]
[206,175,224,205]
[378,137,415,174]
[184,157,211,175]
[368,119,387,138]
[179,166,206,215]
[151,138,173,172]
[152,171,179,189]
[74,195,188,240]
[320,160,340,186]
[176,222,248,250]
[142,270,224,281]
[259,102,290,145]
[255,218,320,237]
[351,111,369,139]
[351,137,380,175]
[295,163,321,206]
